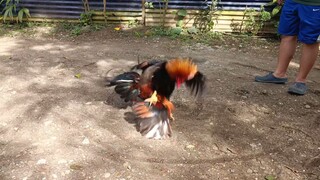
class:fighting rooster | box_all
[107,58,206,139]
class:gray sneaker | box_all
[255,72,288,84]
[288,82,307,95]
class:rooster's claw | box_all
[144,91,158,106]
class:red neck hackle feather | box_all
[165,58,198,86]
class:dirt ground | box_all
[0,25,320,180]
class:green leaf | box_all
[144,2,154,8]
[264,0,278,6]
[261,11,271,21]
[265,175,276,180]
[17,9,23,22]
[176,20,183,27]
[8,7,13,21]
[75,73,82,78]
[23,8,31,18]
[170,27,182,35]
[3,9,9,22]
[271,5,282,16]
[177,9,187,17]
[187,27,198,34]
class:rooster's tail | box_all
[132,102,172,139]
[106,72,141,102]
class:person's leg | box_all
[254,0,299,83]
[295,43,320,82]
[287,2,320,95]
[273,35,298,78]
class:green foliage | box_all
[243,9,259,34]
[1,0,31,23]
[80,11,93,26]
[261,10,271,22]
[148,26,170,36]
[271,6,282,16]
[264,0,282,34]
[194,0,218,33]
[241,7,271,35]
[71,26,82,36]
[176,20,183,27]
[192,31,223,44]
[134,31,143,37]
[128,19,140,28]
[144,2,154,9]
[146,26,224,44]
[177,9,187,17]
[187,27,198,34]
[265,0,282,17]
[55,21,105,37]
[175,9,187,27]
[63,10,107,36]
[170,27,182,36]
[17,8,30,22]
[147,26,181,38]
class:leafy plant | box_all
[175,9,187,27]
[194,0,218,32]
[147,26,181,38]
[80,11,93,26]
[144,1,154,9]
[265,0,282,17]
[71,25,82,36]
[128,19,140,28]
[1,0,31,23]
[241,6,271,35]
[17,7,29,22]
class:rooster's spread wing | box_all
[185,72,206,97]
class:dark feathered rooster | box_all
[107,58,206,139]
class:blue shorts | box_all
[278,0,320,44]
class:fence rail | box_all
[1,0,276,33]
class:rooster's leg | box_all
[144,91,158,106]
[169,113,175,121]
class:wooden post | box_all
[162,0,169,26]
[141,0,146,26]
[103,0,107,22]
[82,0,90,12]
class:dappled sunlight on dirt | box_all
[0,37,24,56]
[289,61,300,69]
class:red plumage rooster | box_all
[107,58,206,139]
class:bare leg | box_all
[273,35,298,78]
[295,43,320,83]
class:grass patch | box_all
[0,21,107,37]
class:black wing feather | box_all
[185,72,206,97]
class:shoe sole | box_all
[288,89,305,95]
[255,79,287,84]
